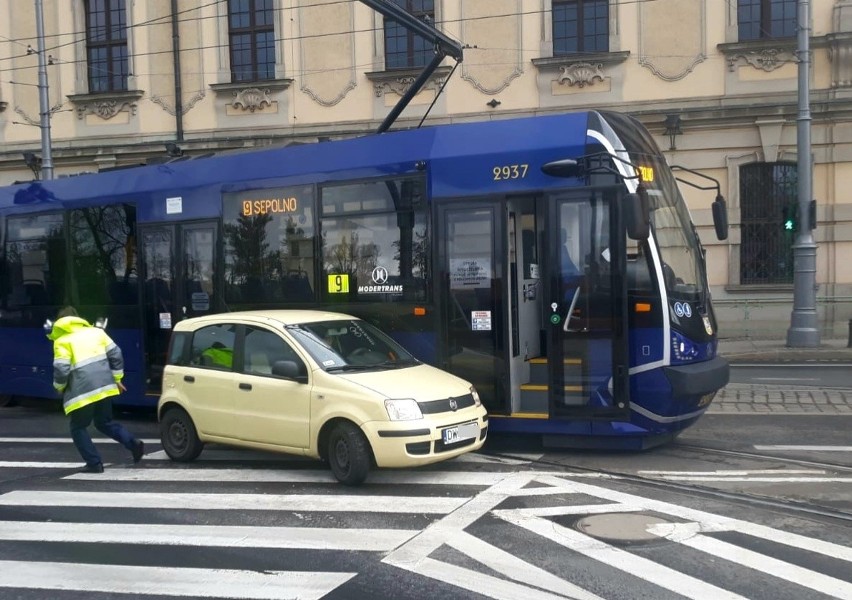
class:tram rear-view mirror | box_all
[625,191,650,240]
[712,194,729,241]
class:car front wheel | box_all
[327,421,371,485]
[160,407,204,462]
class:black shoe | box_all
[79,463,104,473]
[132,439,144,463]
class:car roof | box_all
[173,309,356,331]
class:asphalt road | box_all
[1,398,851,599]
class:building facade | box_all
[1,0,851,338]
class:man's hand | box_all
[117,381,127,393]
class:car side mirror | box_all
[272,360,307,383]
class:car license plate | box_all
[442,422,479,445]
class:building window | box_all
[85,0,128,92]
[384,0,435,69]
[228,0,276,82]
[553,0,609,55]
[739,162,797,285]
[738,0,797,41]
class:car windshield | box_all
[288,319,420,372]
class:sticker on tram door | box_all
[442,422,479,445]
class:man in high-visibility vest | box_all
[48,306,144,473]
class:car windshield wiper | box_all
[374,360,419,369]
[325,364,377,373]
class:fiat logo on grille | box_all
[449,398,458,411]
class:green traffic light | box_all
[785,219,794,231]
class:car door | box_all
[185,322,237,438]
[235,325,312,449]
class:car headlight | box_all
[385,398,423,421]
[470,386,481,407]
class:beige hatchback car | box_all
[158,310,488,484]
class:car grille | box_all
[418,393,475,415]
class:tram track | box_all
[491,449,852,526]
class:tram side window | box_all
[223,185,316,307]
[1,213,65,327]
[319,176,429,303]
[69,205,138,326]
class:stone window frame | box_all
[68,0,141,120]
[213,0,287,84]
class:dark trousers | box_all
[69,398,136,467]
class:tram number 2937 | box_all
[442,422,479,445]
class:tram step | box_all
[519,384,587,412]
[527,357,582,385]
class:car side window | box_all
[243,326,303,377]
[189,323,236,370]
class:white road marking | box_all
[641,476,852,483]
[638,469,825,476]
[650,523,852,599]
[0,490,467,514]
[0,461,83,469]
[752,377,820,382]
[755,445,852,452]
[144,449,309,462]
[0,437,161,444]
[0,560,353,600]
[68,467,508,486]
[0,521,414,551]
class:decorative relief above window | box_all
[67,90,143,121]
[718,40,796,72]
[532,52,628,88]
[210,79,292,113]
[366,66,452,98]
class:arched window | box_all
[739,162,797,284]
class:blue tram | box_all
[0,110,729,448]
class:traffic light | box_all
[782,202,797,232]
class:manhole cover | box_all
[575,513,671,542]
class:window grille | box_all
[739,163,797,284]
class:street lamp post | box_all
[786,0,819,347]
[35,0,54,180]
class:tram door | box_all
[545,188,630,419]
[139,221,218,392]
[436,202,508,413]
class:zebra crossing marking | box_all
[0,520,415,551]
[0,490,467,514]
[0,560,353,600]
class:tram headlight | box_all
[670,331,699,363]
[384,398,423,421]
[470,386,482,407]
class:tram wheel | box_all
[327,421,371,486]
[160,407,204,462]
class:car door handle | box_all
[239,383,252,391]
[183,375,195,383]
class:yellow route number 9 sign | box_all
[328,273,350,294]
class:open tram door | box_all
[138,221,219,393]
[537,186,632,427]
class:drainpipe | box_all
[171,0,184,142]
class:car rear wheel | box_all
[327,422,370,485]
[160,407,203,462]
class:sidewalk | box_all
[710,337,852,415]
